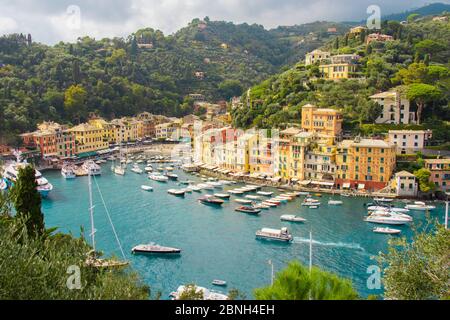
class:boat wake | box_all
[292,237,365,251]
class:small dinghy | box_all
[257,191,273,196]
[214,193,231,199]
[245,195,261,200]
[212,280,227,287]
[373,227,401,235]
[235,198,253,204]
[141,185,153,192]
[280,215,306,223]
[167,189,185,197]
[309,206,319,209]
[261,201,278,207]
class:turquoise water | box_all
[41,164,446,299]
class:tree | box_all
[377,223,450,300]
[415,39,446,59]
[218,80,243,100]
[130,37,138,58]
[407,83,441,124]
[407,13,420,23]
[64,84,87,120]
[178,284,204,300]
[414,168,436,193]
[10,165,44,236]
[254,261,359,300]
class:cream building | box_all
[370,90,416,125]
[388,130,432,154]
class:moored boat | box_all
[167,189,185,197]
[141,185,153,192]
[61,164,77,179]
[212,280,227,287]
[82,160,102,176]
[198,195,224,206]
[328,200,343,205]
[257,191,273,196]
[132,244,181,255]
[280,215,306,223]
[235,206,261,215]
[214,193,231,199]
[235,198,253,205]
[373,227,401,235]
[405,201,436,211]
[149,174,169,182]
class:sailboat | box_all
[84,171,129,269]
[112,144,126,176]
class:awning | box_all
[299,180,312,186]
[358,184,365,190]
[343,183,351,189]
[250,173,260,178]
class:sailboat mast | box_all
[88,171,96,252]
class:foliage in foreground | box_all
[377,223,450,300]
[254,261,359,300]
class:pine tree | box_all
[334,37,339,50]
[130,37,138,58]
[360,30,366,44]
[11,165,45,237]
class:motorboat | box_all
[265,199,281,205]
[373,227,401,235]
[286,192,302,197]
[168,189,185,197]
[132,244,181,255]
[113,165,126,176]
[61,164,77,179]
[144,166,153,172]
[253,203,270,210]
[214,193,231,199]
[235,198,253,205]
[367,206,409,213]
[309,206,319,209]
[149,174,169,182]
[235,206,261,215]
[256,227,293,242]
[191,185,203,192]
[280,215,306,223]
[374,197,394,203]
[141,185,153,192]
[3,162,53,197]
[198,195,224,206]
[245,195,261,200]
[302,201,321,206]
[368,210,413,221]
[364,213,411,225]
[257,191,274,196]
[198,183,214,190]
[166,173,179,181]
[273,197,289,203]
[131,165,143,174]
[261,201,278,207]
[228,189,244,195]
[405,201,436,211]
[82,160,101,176]
[212,280,227,287]
[328,200,343,205]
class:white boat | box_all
[166,173,179,181]
[191,185,203,192]
[253,203,270,210]
[132,244,181,255]
[405,201,436,211]
[235,198,253,204]
[61,164,77,179]
[3,161,53,197]
[82,160,101,176]
[149,174,169,182]
[131,165,143,174]
[328,200,343,205]
[228,189,244,195]
[214,193,231,199]
[373,227,401,235]
[304,198,320,203]
[257,191,274,196]
[374,197,394,203]
[212,280,227,287]
[261,201,278,207]
[170,285,228,300]
[280,215,306,223]
[256,227,293,242]
[245,195,261,200]
[365,213,411,225]
[369,210,413,221]
[141,185,153,192]
[113,165,126,176]
[367,206,409,213]
[302,202,321,206]
[309,206,319,209]
[168,189,185,196]
[144,166,153,172]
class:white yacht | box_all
[82,160,101,176]
[367,206,409,213]
[141,185,153,192]
[3,162,53,197]
[280,215,306,223]
[61,164,77,179]
[256,227,293,242]
[365,212,411,225]
[257,191,274,196]
[405,201,436,211]
[149,174,169,182]
[373,227,401,235]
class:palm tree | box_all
[254,261,359,300]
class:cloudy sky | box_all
[0,0,445,44]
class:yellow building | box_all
[88,117,115,143]
[335,138,396,191]
[237,133,254,173]
[301,104,343,138]
[68,123,109,155]
[319,63,358,80]
[111,118,140,143]
[276,128,302,180]
[248,131,274,177]
[305,49,331,66]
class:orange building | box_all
[424,158,450,192]
[301,104,343,138]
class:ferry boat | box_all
[256,227,293,242]
[61,164,77,179]
[373,227,401,235]
[132,244,181,255]
[198,195,224,206]
[82,160,101,176]
[280,215,306,223]
[3,162,53,197]
[149,174,169,182]
[405,201,436,211]
[235,206,261,215]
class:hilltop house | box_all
[370,90,416,125]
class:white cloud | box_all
[0,0,441,44]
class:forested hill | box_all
[231,12,450,140]
[0,18,346,143]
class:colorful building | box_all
[424,158,450,192]
[388,130,432,154]
[301,104,343,138]
[366,33,394,44]
[68,123,109,155]
[393,171,418,197]
[305,49,331,66]
[335,138,396,191]
[319,63,358,80]
[371,90,416,125]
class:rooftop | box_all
[395,170,416,177]
[424,158,450,164]
[340,139,394,148]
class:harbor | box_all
[35,159,447,299]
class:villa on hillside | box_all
[370,90,416,125]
